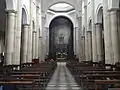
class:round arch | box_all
[96,6,103,23]
[47,14,75,28]
[22,5,28,24]
[49,16,74,28]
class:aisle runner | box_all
[46,62,82,90]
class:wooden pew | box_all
[76,68,120,89]
[66,60,120,90]
[0,79,37,90]
[75,70,120,89]
[0,61,57,90]
[95,80,120,90]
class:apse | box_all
[49,16,74,60]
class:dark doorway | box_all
[49,16,74,61]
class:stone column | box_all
[78,0,83,62]
[41,38,44,61]
[103,0,113,64]
[42,29,46,59]
[38,28,41,61]
[84,4,89,61]
[81,35,85,60]
[38,36,42,62]
[91,26,97,62]
[27,0,33,63]
[91,0,98,62]
[41,15,46,60]
[73,28,76,55]
[35,31,38,59]
[27,26,33,63]
[85,31,89,61]
[76,27,79,58]
[21,24,29,63]
[4,10,16,65]
[45,27,49,54]
[36,6,40,60]
[87,31,92,61]
[32,31,37,59]
[13,0,22,65]
[44,27,48,55]
[110,10,120,64]
[95,23,103,62]
[38,9,42,61]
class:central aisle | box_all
[46,62,81,90]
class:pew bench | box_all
[10,62,57,89]
[66,60,120,90]
[0,79,38,90]
[95,80,120,90]
[0,61,57,90]
[79,73,120,89]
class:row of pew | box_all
[66,60,120,90]
[0,61,57,90]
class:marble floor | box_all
[46,62,82,90]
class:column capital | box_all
[33,31,37,33]
[95,23,102,25]
[39,36,42,38]
[87,30,92,33]
[36,5,40,9]
[22,24,30,26]
[45,27,49,29]
[82,35,85,38]
[5,9,17,14]
[77,16,82,19]
[74,27,78,30]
